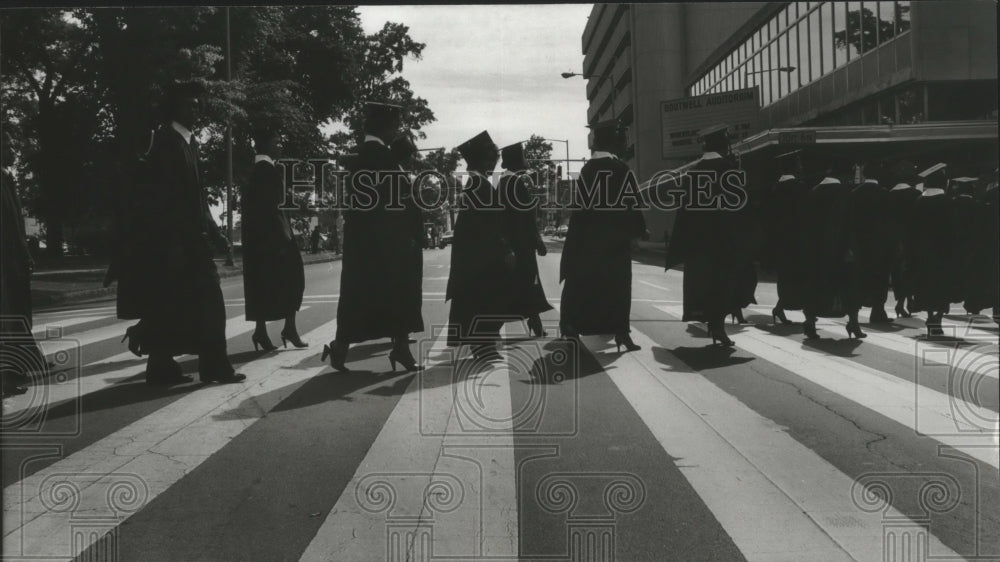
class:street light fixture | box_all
[562,71,618,123]
[539,138,570,179]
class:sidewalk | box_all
[31,251,342,308]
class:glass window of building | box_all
[878,1,896,43]
[808,8,821,82]
[821,2,835,74]
[788,25,800,90]
[758,52,769,104]
[861,1,879,51]
[778,31,788,97]
[797,17,809,85]
[833,1,848,67]
[779,6,788,32]
[897,85,924,124]
[769,40,779,103]
[896,0,911,35]
[846,1,862,57]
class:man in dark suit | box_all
[561,119,646,352]
[134,80,245,385]
[324,102,424,372]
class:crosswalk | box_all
[2,287,998,561]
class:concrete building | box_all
[580,1,998,240]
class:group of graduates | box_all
[323,104,647,371]
[666,123,999,347]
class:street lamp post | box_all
[562,71,617,123]
[743,66,796,99]
[539,138,570,179]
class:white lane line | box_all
[816,319,999,381]
[0,307,288,415]
[299,328,456,561]
[2,318,338,562]
[658,305,1000,469]
[609,324,961,562]
[638,279,674,293]
[31,314,115,335]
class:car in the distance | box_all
[543,225,555,236]
[438,230,454,249]
[556,225,569,237]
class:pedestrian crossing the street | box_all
[3,276,998,562]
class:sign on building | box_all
[660,87,760,160]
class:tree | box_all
[418,147,461,229]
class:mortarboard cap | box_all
[917,162,948,188]
[697,123,730,141]
[364,102,403,130]
[457,130,497,162]
[588,118,624,148]
[917,162,947,179]
[500,142,526,171]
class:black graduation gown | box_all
[963,186,998,314]
[499,172,552,318]
[664,153,742,323]
[337,140,423,343]
[887,185,921,304]
[733,171,762,309]
[949,193,980,307]
[1,169,46,377]
[560,156,645,335]
[767,175,810,310]
[110,152,148,320]
[138,126,228,357]
[400,166,425,334]
[908,189,956,313]
[802,178,860,318]
[241,159,304,322]
[848,180,893,309]
[446,173,514,346]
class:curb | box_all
[32,253,342,309]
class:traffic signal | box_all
[557,165,562,179]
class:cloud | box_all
[356,4,593,173]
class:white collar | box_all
[819,177,841,185]
[591,150,617,160]
[778,174,796,182]
[700,151,723,161]
[254,154,274,165]
[891,183,912,191]
[861,179,879,185]
[171,121,193,144]
[364,134,386,146]
[922,188,946,197]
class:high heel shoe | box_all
[614,333,641,352]
[772,307,790,325]
[321,341,349,372]
[251,332,277,352]
[803,320,820,340]
[121,324,144,357]
[527,316,547,338]
[846,321,867,339]
[894,302,911,318]
[280,328,308,349]
[388,348,423,372]
[926,315,944,336]
[709,325,735,347]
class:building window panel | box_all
[797,18,809,85]
[859,1,879,53]
[846,2,862,58]
[770,40,780,103]
[896,0,911,35]
[877,1,896,44]
[821,2,835,74]
[789,26,800,91]
[778,32,788,98]
[833,1,848,67]
[808,8,821,82]
[797,1,810,20]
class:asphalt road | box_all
[3,238,998,562]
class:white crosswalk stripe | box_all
[3,294,996,560]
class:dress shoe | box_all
[199,370,246,384]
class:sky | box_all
[355,4,594,175]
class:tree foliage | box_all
[0,6,434,255]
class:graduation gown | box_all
[137,125,228,356]
[110,150,149,320]
[664,153,743,323]
[560,155,645,335]
[802,178,860,318]
[337,139,423,343]
[499,171,552,318]
[400,165,425,334]
[949,193,980,307]
[908,189,956,313]
[733,171,762,309]
[963,186,998,315]
[1,169,46,377]
[848,179,893,309]
[766,175,810,310]
[887,184,921,304]
[241,159,304,322]
[447,173,514,346]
